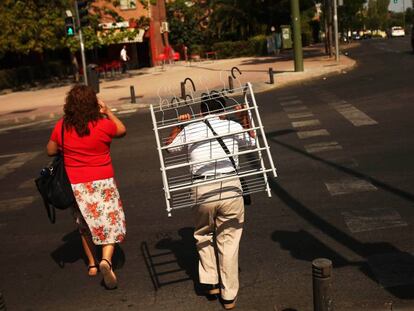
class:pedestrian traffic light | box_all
[76,0,89,27]
[65,17,75,36]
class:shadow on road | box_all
[141,227,200,293]
[267,131,414,299]
[50,230,126,270]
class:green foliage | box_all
[166,0,206,47]
[0,0,144,57]
[212,35,267,59]
[366,0,391,29]
[0,61,70,90]
[338,0,366,31]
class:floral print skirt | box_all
[71,177,126,245]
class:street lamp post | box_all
[333,0,340,61]
[291,0,304,72]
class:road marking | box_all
[297,129,330,139]
[342,207,407,233]
[304,141,342,153]
[0,119,54,134]
[117,109,137,115]
[0,152,41,180]
[325,178,377,196]
[280,99,302,106]
[287,112,314,119]
[278,95,298,101]
[292,119,321,128]
[18,178,35,190]
[330,101,378,126]
[283,106,308,113]
[0,196,36,212]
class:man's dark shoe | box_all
[221,297,237,310]
[205,283,220,295]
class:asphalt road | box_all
[0,37,413,311]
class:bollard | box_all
[180,82,186,99]
[269,67,275,84]
[130,85,136,104]
[0,291,6,311]
[228,76,234,93]
[312,258,333,311]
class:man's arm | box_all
[165,113,191,146]
[234,105,256,138]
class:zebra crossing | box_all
[277,92,407,235]
[0,152,41,215]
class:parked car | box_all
[390,26,405,37]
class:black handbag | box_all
[35,121,75,223]
[204,119,251,205]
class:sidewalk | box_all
[0,44,356,127]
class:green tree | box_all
[0,0,143,57]
[166,0,206,47]
[338,0,366,31]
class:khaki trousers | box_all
[192,178,244,300]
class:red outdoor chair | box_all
[173,52,180,61]
[157,53,167,66]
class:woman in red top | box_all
[47,85,126,289]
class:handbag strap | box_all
[204,119,238,174]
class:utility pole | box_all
[74,0,88,85]
[291,0,304,72]
[333,0,339,61]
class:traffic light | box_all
[76,0,89,27]
[65,17,75,36]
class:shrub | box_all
[0,61,71,90]
[248,35,268,56]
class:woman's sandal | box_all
[88,265,99,277]
[99,259,117,289]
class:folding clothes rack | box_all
[150,76,277,217]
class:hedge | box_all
[212,35,268,59]
[0,61,71,90]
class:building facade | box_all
[93,0,169,68]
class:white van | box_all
[390,26,405,37]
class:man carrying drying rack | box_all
[166,94,256,310]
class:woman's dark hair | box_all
[200,93,226,115]
[63,85,102,136]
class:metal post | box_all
[312,258,333,311]
[180,82,186,99]
[130,85,136,103]
[268,68,274,84]
[333,0,340,62]
[228,76,234,93]
[290,0,304,72]
[74,1,88,85]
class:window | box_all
[120,0,136,10]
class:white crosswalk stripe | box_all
[0,196,36,212]
[0,152,41,180]
[330,101,378,126]
[342,207,407,233]
[297,129,330,139]
[283,106,308,113]
[280,99,302,106]
[325,178,377,196]
[292,119,321,128]
[287,112,314,119]
[304,141,342,153]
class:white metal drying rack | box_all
[150,82,277,217]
